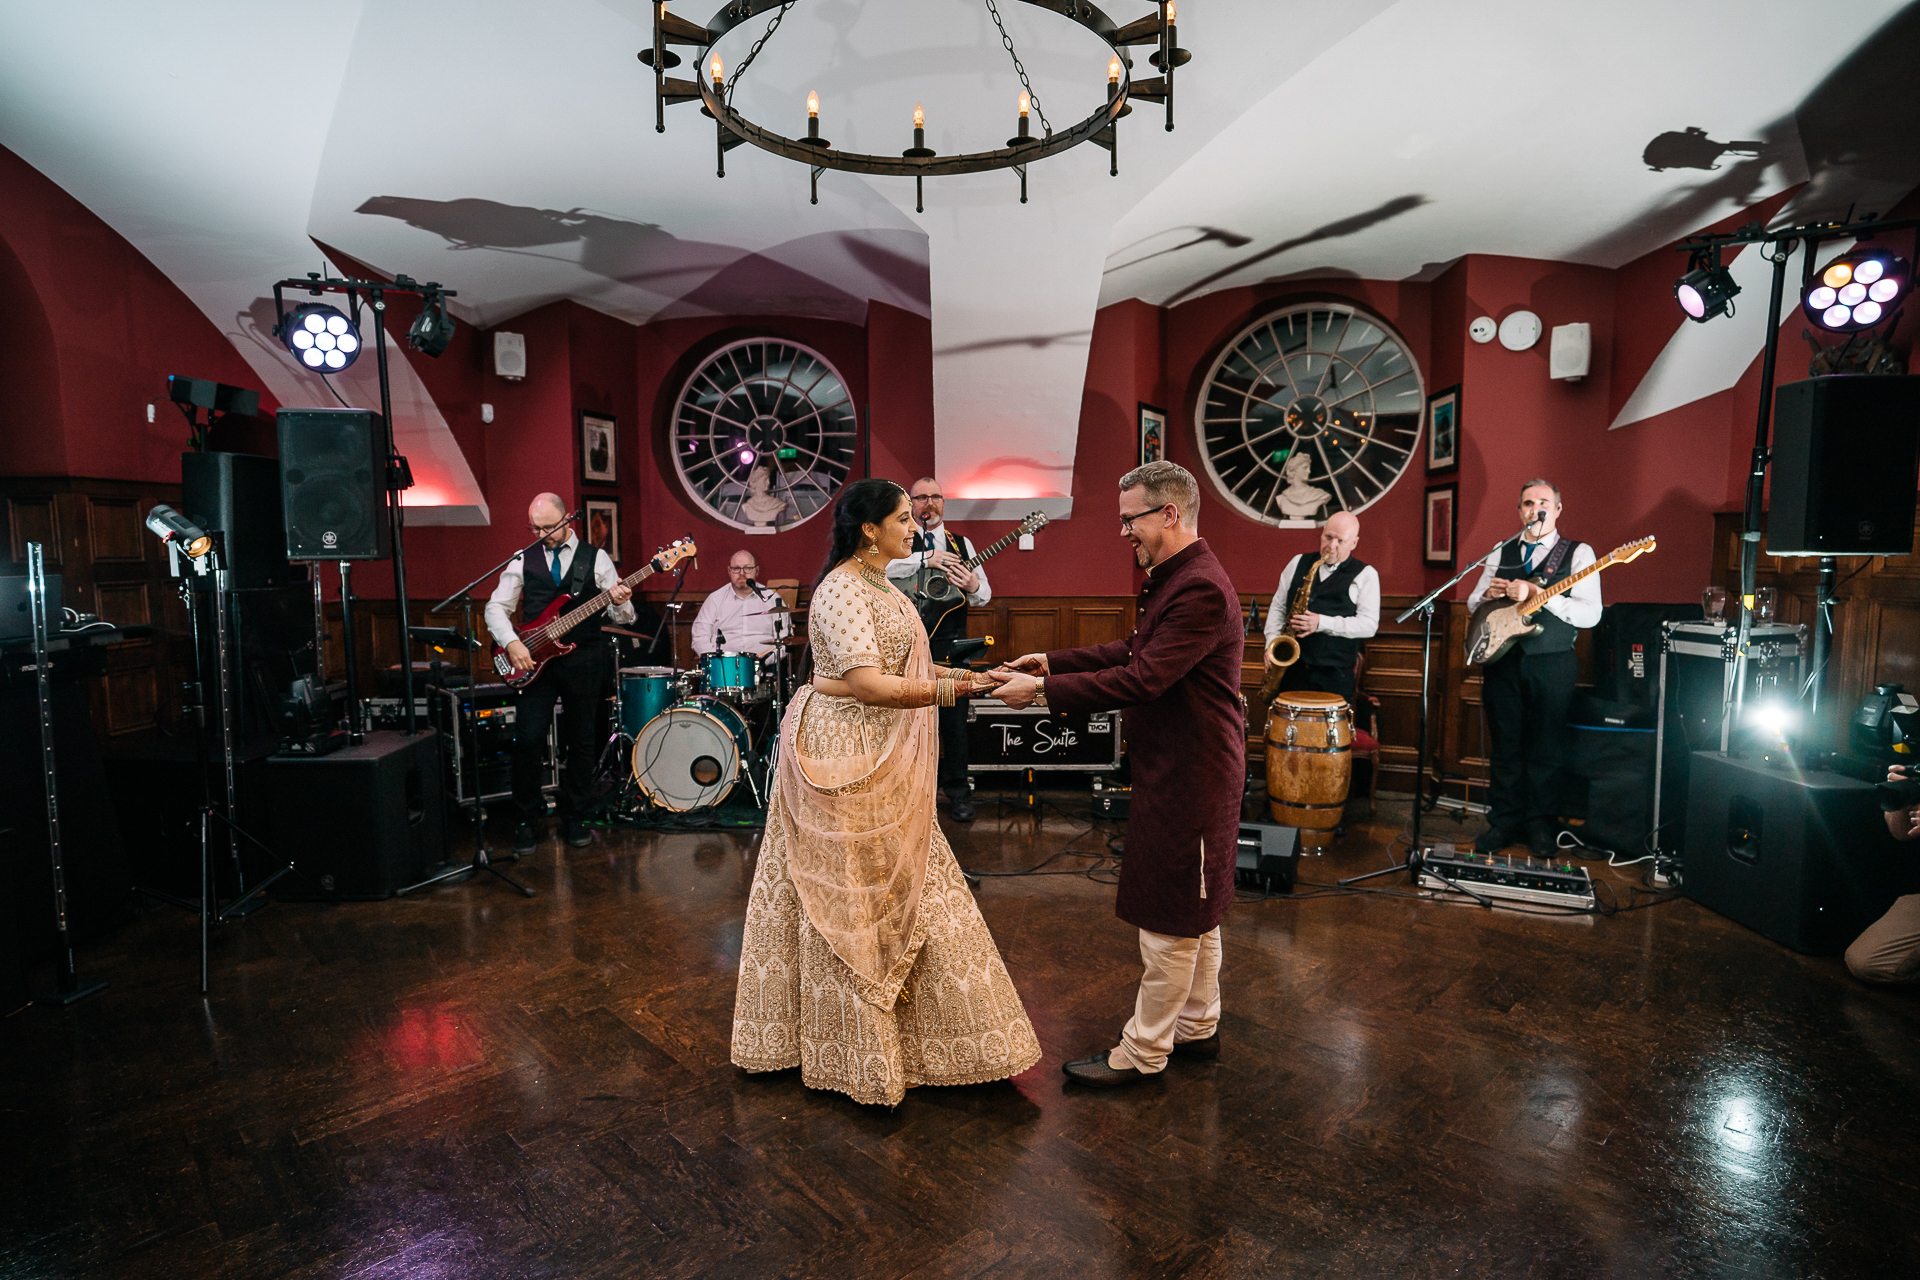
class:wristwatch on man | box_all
[1034,677,1047,707]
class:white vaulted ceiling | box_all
[2,1,1916,518]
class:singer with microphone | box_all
[485,492,635,854]
[690,551,788,660]
[1465,479,1601,859]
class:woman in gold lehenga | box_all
[731,479,1042,1106]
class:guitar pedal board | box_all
[1410,845,1596,909]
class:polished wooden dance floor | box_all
[3,790,1916,1279]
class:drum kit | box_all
[601,596,804,815]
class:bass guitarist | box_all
[485,492,635,854]
[886,477,992,822]
[1465,479,1601,859]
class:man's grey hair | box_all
[1518,478,1562,505]
[1119,460,1200,530]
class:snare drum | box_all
[702,650,761,700]
[631,695,752,811]
[616,667,681,738]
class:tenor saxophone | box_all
[1256,559,1318,708]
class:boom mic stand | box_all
[1341,532,1515,889]
[397,526,564,898]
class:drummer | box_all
[690,550,789,662]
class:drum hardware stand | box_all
[1342,536,1509,888]
[137,534,295,992]
[399,556,551,899]
[23,542,108,1007]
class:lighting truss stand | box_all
[138,535,293,993]
[1341,536,1511,889]
[398,536,554,898]
[25,542,108,1007]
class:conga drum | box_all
[1265,691,1353,851]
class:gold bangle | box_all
[936,678,956,708]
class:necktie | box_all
[1521,542,1535,575]
[919,531,934,554]
[551,547,564,583]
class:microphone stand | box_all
[397,520,572,898]
[1341,530,1520,887]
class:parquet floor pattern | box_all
[2,793,1916,1279]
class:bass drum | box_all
[632,695,752,811]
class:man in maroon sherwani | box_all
[993,461,1246,1087]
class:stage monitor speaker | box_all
[181,451,289,590]
[1767,375,1920,556]
[1681,751,1920,954]
[1592,603,1699,712]
[1236,821,1298,893]
[266,729,445,899]
[276,408,391,561]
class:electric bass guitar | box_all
[495,537,698,687]
[907,511,1050,633]
[1463,535,1655,666]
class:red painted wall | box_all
[0,143,279,480]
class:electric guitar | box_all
[495,537,698,687]
[1464,535,1655,666]
[907,511,1050,633]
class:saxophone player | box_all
[1262,511,1378,702]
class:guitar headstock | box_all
[1608,535,1657,566]
[651,537,698,573]
[1016,511,1050,538]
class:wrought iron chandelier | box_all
[641,1,1192,209]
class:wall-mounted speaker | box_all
[1549,322,1591,380]
[276,408,390,561]
[181,451,288,590]
[494,331,527,381]
[1767,375,1920,555]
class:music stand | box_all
[397,531,556,898]
[1340,536,1510,888]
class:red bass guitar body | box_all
[493,536,698,688]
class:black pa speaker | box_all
[1682,751,1920,954]
[266,729,446,899]
[1767,375,1920,555]
[276,408,391,561]
[181,451,289,590]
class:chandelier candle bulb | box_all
[710,54,722,88]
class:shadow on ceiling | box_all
[1157,194,1430,308]
[934,329,1092,356]
[1642,128,1764,173]
[1104,226,1256,276]
[354,196,929,322]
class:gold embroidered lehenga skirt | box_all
[730,686,1042,1107]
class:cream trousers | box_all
[1846,893,1920,984]
[1111,925,1222,1073]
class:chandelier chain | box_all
[725,2,795,106]
[984,0,1051,136]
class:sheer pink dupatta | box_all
[776,585,939,1009]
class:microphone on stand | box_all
[746,576,774,599]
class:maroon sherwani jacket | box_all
[1045,539,1245,937]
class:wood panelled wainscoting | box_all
[2,477,192,742]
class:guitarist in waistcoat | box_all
[484,493,635,854]
[1465,479,1602,859]
[1263,511,1379,703]
[885,478,992,822]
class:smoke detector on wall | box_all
[1469,316,1498,344]
[1498,310,1543,351]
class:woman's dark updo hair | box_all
[817,478,908,587]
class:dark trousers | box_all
[1279,660,1356,704]
[512,643,612,823]
[1481,648,1576,834]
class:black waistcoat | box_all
[1494,535,1582,655]
[523,542,606,644]
[1283,554,1367,670]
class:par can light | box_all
[279,303,362,371]
[1676,261,1740,322]
[1803,250,1909,333]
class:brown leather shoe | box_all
[1062,1051,1151,1088]
[1171,1031,1220,1060]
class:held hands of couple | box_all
[988,652,1048,709]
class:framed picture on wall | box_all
[1426,385,1460,472]
[584,497,620,564]
[1138,403,1168,466]
[580,411,617,485]
[1425,483,1457,568]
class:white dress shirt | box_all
[690,583,789,655]
[884,521,993,606]
[1466,530,1602,628]
[484,532,635,648]
[1264,554,1381,643]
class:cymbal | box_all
[603,625,654,639]
[782,635,810,646]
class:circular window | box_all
[671,338,858,532]
[1194,303,1424,526]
